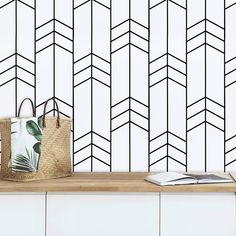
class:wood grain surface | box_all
[0,172,235,192]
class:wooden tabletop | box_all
[0,172,236,192]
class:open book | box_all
[145,172,233,186]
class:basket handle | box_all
[17,98,36,117]
[42,98,60,128]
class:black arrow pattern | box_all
[225,0,236,171]
[187,0,225,172]
[73,0,111,171]
[0,0,236,172]
[149,0,187,172]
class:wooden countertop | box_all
[0,172,236,192]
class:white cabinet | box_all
[0,191,234,236]
[47,193,159,236]
[0,193,45,236]
[160,193,236,236]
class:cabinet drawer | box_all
[161,193,236,236]
[47,193,159,236]
[0,193,45,236]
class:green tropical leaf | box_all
[11,154,37,172]
[26,120,42,136]
[33,142,41,154]
[37,117,43,129]
[11,147,40,173]
[34,134,42,142]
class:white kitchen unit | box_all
[0,193,45,236]
[46,193,159,236]
[161,193,236,236]
[0,173,235,236]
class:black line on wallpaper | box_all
[58,110,71,118]
[17,78,33,88]
[111,43,129,54]
[188,110,205,120]
[91,0,94,171]
[207,43,223,54]
[226,159,236,167]
[58,19,73,29]
[224,0,226,172]
[207,19,224,30]
[225,56,236,64]
[226,80,236,88]
[74,0,90,10]
[72,0,75,171]
[226,134,236,142]
[150,156,166,167]
[188,121,205,133]
[18,0,32,9]
[110,0,112,172]
[112,32,128,42]
[56,43,72,54]
[35,44,52,55]
[131,43,148,54]
[0,0,14,9]
[226,146,236,155]
[0,78,14,88]
[0,54,13,63]
[148,0,150,172]
[207,110,224,120]
[15,0,17,116]
[18,66,34,76]
[187,43,204,55]
[55,98,72,107]
[34,0,36,109]
[150,0,165,10]
[187,32,204,42]
[75,156,90,166]
[94,0,109,9]
[166,0,169,171]
[129,0,131,172]
[0,66,14,76]
[93,66,109,76]
[185,0,188,171]
[56,32,72,42]
[226,2,236,9]
[226,68,236,76]
[53,0,56,116]
[132,19,148,29]
[150,144,166,155]
[36,20,50,30]
[76,144,91,154]
[204,0,207,171]
[169,156,186,166]
[94,156,110,166]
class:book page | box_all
[186,174,232,183]
[146,172,196,183]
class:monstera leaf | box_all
[26,120,42,141]
[26,120,42,136]
[37,116,43,129]
[33,142,41,155]
[34,134,42,142]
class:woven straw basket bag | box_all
[0,98,72,181]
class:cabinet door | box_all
[47,193,159,236]
[0,193,45,236]
[161,193,236,236]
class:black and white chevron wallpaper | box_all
[0,0,236,172]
